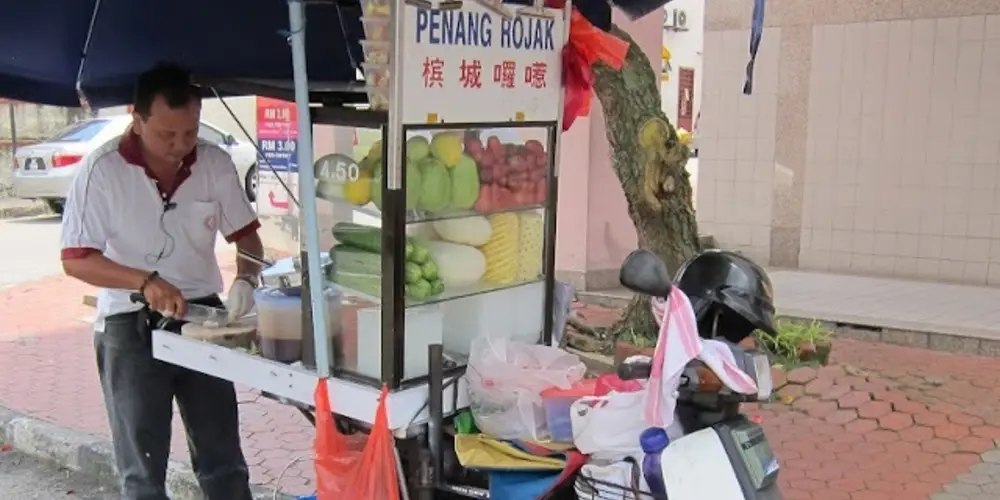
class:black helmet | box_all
[674,249,777,342]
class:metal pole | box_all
[8,102,16,155]
[74,0,103,113]
[287,0,332,378]
[427,344,444,488]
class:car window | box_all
[49,120,110,142]
[198,124,227,145]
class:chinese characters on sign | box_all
[403,4,563,123]
[414,9,554,91]
[460,59,483,88]
[423,57,445,87]
[423,57,548,90]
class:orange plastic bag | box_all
[560,9,629,130]
[314,380,401,500]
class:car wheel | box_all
[45,199,65,215]
[244,165,258,202]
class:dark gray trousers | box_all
[96,300,254,500]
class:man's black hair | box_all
[133,62,201,120]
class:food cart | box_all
[151,0,570,495]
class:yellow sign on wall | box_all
[661,46,673,81]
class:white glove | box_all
[225,278,256,323]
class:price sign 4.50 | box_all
[315,153,362,183]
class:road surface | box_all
[0,215,63,289]
[0,450,117,499]
[0,214,236,289]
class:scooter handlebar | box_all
[618,362,653,380]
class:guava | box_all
[407,136,431,163]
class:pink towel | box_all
[644,288,759,427]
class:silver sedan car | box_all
[12,115,259,214]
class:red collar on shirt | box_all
[118,127,198,200]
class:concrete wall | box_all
[699,0,1000,286]
[660,0,705,129]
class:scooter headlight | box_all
[751,352,773,400]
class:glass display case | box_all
[310,117,558,388]
[149,0,568,429]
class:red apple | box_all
[524,139,544,154]
[534,151,549,168]
[508,154,527,173]
[487,136,503,156]
[465,137,484,156]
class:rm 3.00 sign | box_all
[260,139,296,153]
[315,154,361,183]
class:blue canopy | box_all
[2,0,733,108]
[0,0,366,107]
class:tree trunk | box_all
[591,26,700,343]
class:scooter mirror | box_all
[619,249,673,298]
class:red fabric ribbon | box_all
[559,9,629,131]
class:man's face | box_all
[133,95,201,165]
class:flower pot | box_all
[614,341,656,366]
[797,340,832,365]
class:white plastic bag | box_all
[571,391,648,462]
[466,336,586,440]
[570,389,685,462]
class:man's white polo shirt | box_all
[60,130,260,332]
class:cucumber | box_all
[330,244,432,301]
[329,245,382,298]
[333,244,382,274]
[334,273,382,299]
[332,222,382,253]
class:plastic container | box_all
[360,0,390,18]
[594,372,643,396]
[254,286,343,365]
[365,84,389,111]
[541,379,597,442]
[361,16,390,41]
[361,63,390,88]
[360,40,390,65]
[640,427,670,497]
[303,286,345,369]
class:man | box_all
[60,63,263,500]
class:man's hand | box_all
[143,276,187,318]
[225,278,256,323]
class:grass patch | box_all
[755,318,832,368]
[620,326,656,348]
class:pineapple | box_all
[480,213,519,284]
[516,213,544,280]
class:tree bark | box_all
[590,26,700,343]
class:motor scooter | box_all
[613,249,783,500]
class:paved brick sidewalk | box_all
[6,275,1000,498]
[746,337,1000,500]
[0,257,317,497]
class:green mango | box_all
[450,154,480,210]
[407,136,431,163]
[418,157,451,213]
